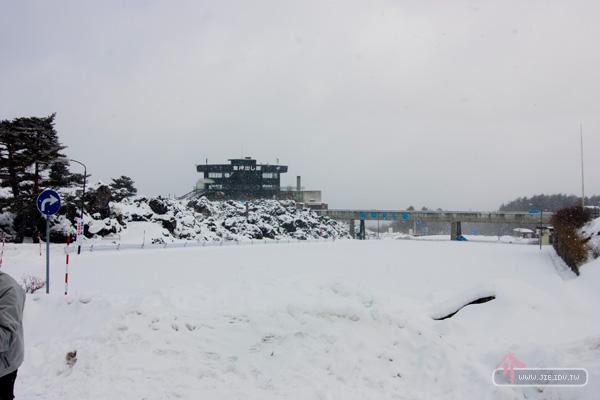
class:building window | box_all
[262,184,275,189]
[224,172,231,178]
[208,172,223,178]
[208,184,223,190]
[262,172,278,179]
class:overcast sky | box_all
[1,0,598,211]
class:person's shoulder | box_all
[0,273,25,303]
[0,272,22,291]
[0,271,14,282]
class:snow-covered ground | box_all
[2,221,600,399]
[386,232,540,245]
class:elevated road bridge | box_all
[314,209,552,240]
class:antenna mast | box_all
[581,123,585,207]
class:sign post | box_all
[529,210,542,250]
[37,190,61,294]
[76,219,84,247]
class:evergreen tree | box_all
[0,113,76,242]
[47,159,83,189]
[110,175,137,201]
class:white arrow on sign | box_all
[41,194,59,212]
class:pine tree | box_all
[110,175,138,201]
[48,159,84,189]
[0,113,76,242]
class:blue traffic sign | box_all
[37,190,61,216]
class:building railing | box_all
[280,186,305,192]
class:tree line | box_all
[0,114,136,242]
[499,194,600,212]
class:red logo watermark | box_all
[493,352,588,387]
[495,351,526,383]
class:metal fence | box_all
[64,237,337,254]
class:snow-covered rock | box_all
[0,186,349,244]
[105,196,350,243]
[582,216,600,261]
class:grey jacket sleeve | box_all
[0,273,26,376]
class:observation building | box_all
[195,157,287,200]
[189,157,324,207]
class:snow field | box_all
[2,238,600,399]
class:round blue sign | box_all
[37,190,61,216]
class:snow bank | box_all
[582,216,600,260]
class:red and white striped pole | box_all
[65,235,70,295]
[0,232,6,269]
[38,233,42,256]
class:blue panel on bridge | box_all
[382,213,388,219]
[360,212,366,219]
[371,212,377,219]
[392,213,397,220]
[402,213,408,219]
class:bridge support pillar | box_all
[450,222,462,240]
[359,220,366,240]
[349,220,356,239]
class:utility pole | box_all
[580,123,585,207]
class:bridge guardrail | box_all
[315,209,553,224]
